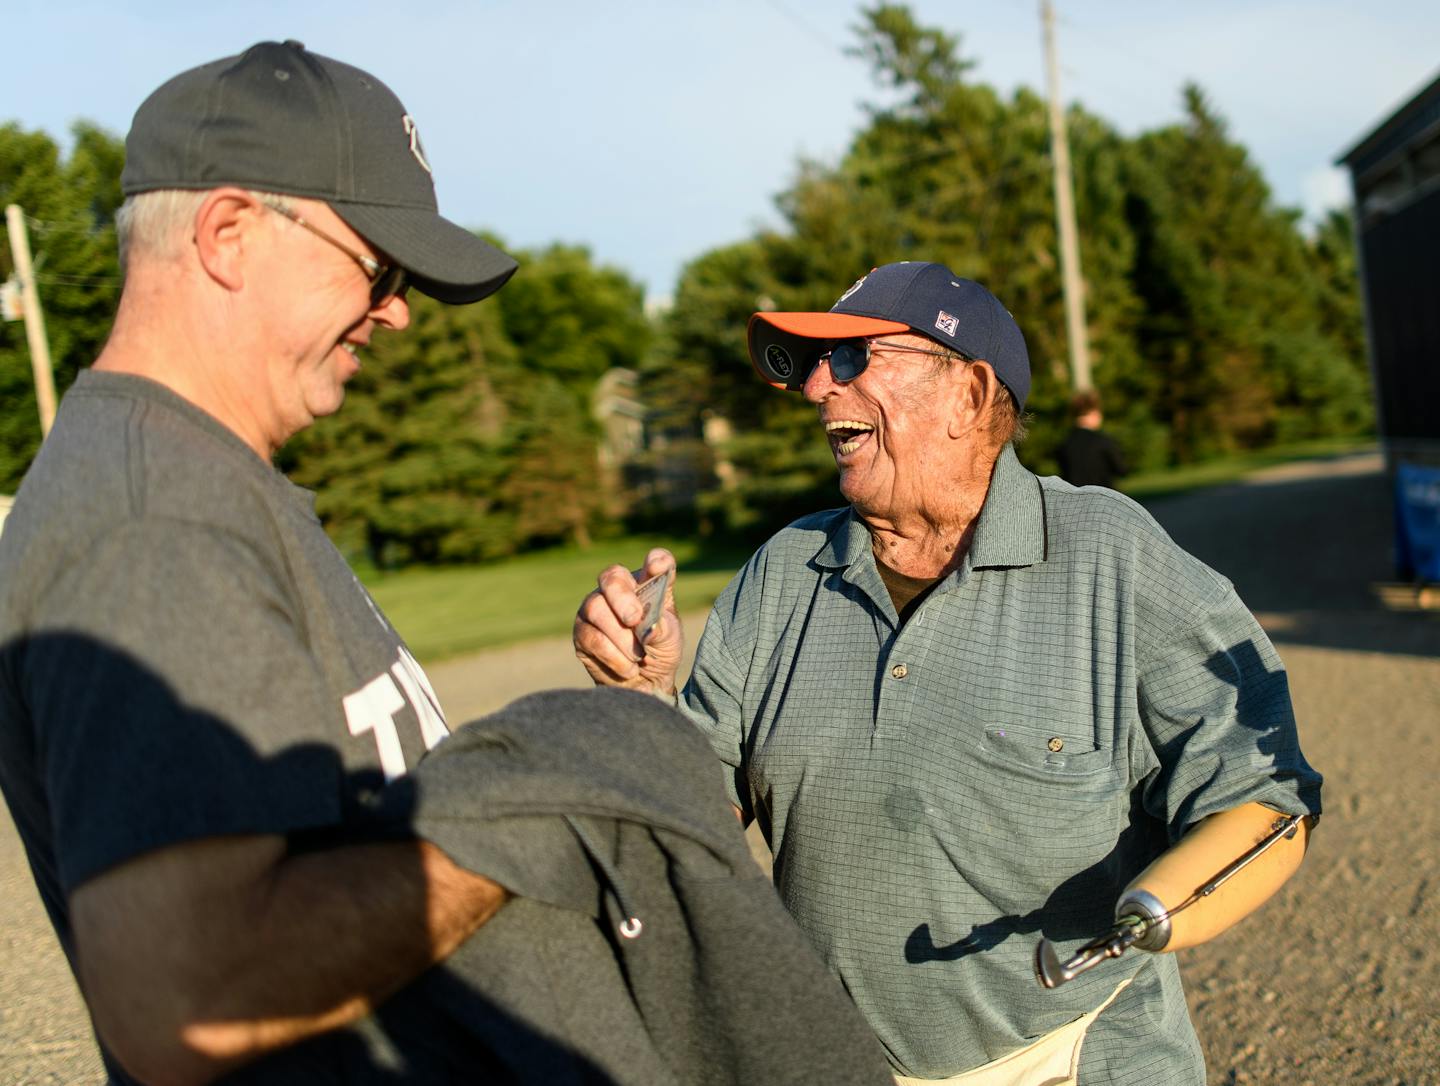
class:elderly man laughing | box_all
[574,261,1321,1085]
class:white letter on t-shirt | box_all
[391,646,449,750]
[342,673,408,781]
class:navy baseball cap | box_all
[121,41,517,305]
[748,261,1031,407]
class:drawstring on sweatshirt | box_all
[564,815,644,939]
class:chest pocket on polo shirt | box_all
[951,648,1117,785]
[976,721,1115,785]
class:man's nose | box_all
[803,357,839,402]
[370,291,411,332]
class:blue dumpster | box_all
[1395,462,1440,582]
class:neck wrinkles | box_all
[858,443,1000,579]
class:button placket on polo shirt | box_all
[874,610,933,739]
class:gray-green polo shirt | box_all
[680,445,1322,1084]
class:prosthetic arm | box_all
[1035,802,1314,988]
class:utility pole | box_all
[5,204,58,438]
[1041,0,1092,392]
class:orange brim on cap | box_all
[756,312,910,339]
[748,312,910,390]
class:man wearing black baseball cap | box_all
[0,42,521,1083]
[576,262,1320,1083]
[121,39,517,305]
[0,43,902,1086]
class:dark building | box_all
[1339,68,1440,581]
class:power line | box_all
[1061,17,1189,88]
[6,211,112,233]
[1061,64,1166,123]
[1060,15,1316,137]
[762,0,848,56]
[36,272,123,286]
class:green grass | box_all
[366,437,1378,662]
[363,535,752,663]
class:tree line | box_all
[1,4,1369,567]
[649,5,1369,536]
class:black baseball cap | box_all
[121,40,517,305]
[748,261,1031,407]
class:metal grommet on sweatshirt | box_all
[565,815,646,941]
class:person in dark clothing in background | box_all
[1058,388,1128,489]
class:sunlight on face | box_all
[253,200,409,452]
[804,333,965,520]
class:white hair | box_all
[115,188,293,274]
[922,343,1030,446]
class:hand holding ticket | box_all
[573,547,684,693]
[633,567,672,647]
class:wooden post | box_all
[1041,1,1093,393]
[5,204,58,437]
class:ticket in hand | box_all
[633,569,672,645]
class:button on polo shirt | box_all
[680,445,1321,1082]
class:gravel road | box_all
[2,450,1435,1084]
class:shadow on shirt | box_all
[903,636,1319,966]
[904,814,1155,964]
[4,635,900,1086]
[0,633,632,1085]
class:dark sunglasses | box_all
[262,200,410,307]
[817,337,963,383]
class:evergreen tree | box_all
[1122,85,1353,460]
[281,290,521,566]
[282,239,651,565]
[494,242,650,389]
[1290,208,1373,438]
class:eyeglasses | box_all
[817,337,967,383]
[261,200,409,307]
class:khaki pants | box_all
[893,977,1131,1086]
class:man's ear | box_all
[193,189,261,293]
[947,360,999,440]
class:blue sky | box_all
[5,1,1438,301]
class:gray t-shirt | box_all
[681,445,1323,1084]
[0,371,451,1081]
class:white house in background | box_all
[592,368,649,519]
[0,495,12,540]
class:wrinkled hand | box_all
[573,547,684,695]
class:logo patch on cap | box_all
[765,344,794,379]
[836,274,867,305]
[935,310,959,337]
[402,115,432,175]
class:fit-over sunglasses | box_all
[817,337,965,383]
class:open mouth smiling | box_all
[825,419,875,456]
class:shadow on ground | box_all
[1142,461,1439,659]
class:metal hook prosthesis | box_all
[1035,914,1150,989]
[1034,813,1304,989]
